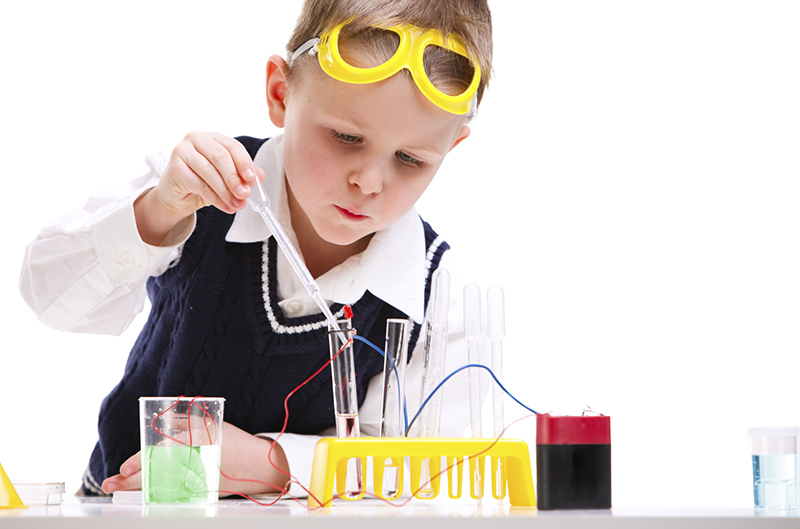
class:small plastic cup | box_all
[748,427,799,510]
[139,397,225,504]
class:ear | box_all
[266,55,289,128]
[449,125,471,151]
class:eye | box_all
[331,130,363,144]
[396,150,425,168]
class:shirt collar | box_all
[225,135,427,324]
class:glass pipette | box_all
[463,284,484,501]
[247,178,341,332]
[487,286,506,500]
[249,179,363,493]
[463,284,483,440]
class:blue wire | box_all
[405,363,540,437]
[352,334,408,432]
[353,334,540,438]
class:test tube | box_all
[379,318,410,498]
[417,268,450,498]
[418,268,450,438]
[380,319,410,438]
[463,284,483,440]
[463,284,483,500]
[487,286,506,500]
[328,317,362,497]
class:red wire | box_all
[150,397,186,445]
[218,334,354,506]
[150,396,218,446]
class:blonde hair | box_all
[286,0,493,108]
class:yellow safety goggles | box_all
[292,22,481,115]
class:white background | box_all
[1,0,798,508]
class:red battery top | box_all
[536,414,611,445]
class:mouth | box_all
[336,206,368,221]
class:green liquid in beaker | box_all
[143,444,221,503]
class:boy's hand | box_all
[101,421,290,496]
[134,132,264,245]
[101,452,142,494]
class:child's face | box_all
[268,57,470,249]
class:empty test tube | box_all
[463,284,483,439]
[487,286,506,499]
[418,268,451,438]
[380,319,410,438]
[463,284,484,500]
[417,268,450,498]
[379,319,410,499]
[487,286,505,438]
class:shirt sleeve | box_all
[19,152,196,335]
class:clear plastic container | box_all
[139,397,225,504]
[11,482,65,505]
[749,427,799,510]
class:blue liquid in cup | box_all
[752,454,797,509]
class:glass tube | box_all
[487,287,505,438]
[248,180,340,332]
[328,318,362,497]
[463,284,483,500]
[463,283,483,439]
[380,319,410,438]
[417,268,450,498]
[487,286,506,500]
[418,269,450,438]
[379,318,410,499]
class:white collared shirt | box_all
[20,135,478,495]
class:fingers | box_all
[102,452,142,494]
[181,131,255,211]
[162,132,260,217]
[120,451,142,477]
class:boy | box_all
[20,0,492,497]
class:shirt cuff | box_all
[91,189,195,284]
[255,432,322,498]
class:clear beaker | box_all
[749,426,798,510]
[139,397,224,504]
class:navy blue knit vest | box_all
[81,137,450,494]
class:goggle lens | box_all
[314,22,481,115]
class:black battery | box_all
[536,414,611,510]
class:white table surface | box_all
[1,497,798,529]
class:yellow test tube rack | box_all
[307,438,536,507]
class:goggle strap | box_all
[289,37,321,66]
[466,92,478,119]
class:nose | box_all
[348,159,384,195]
